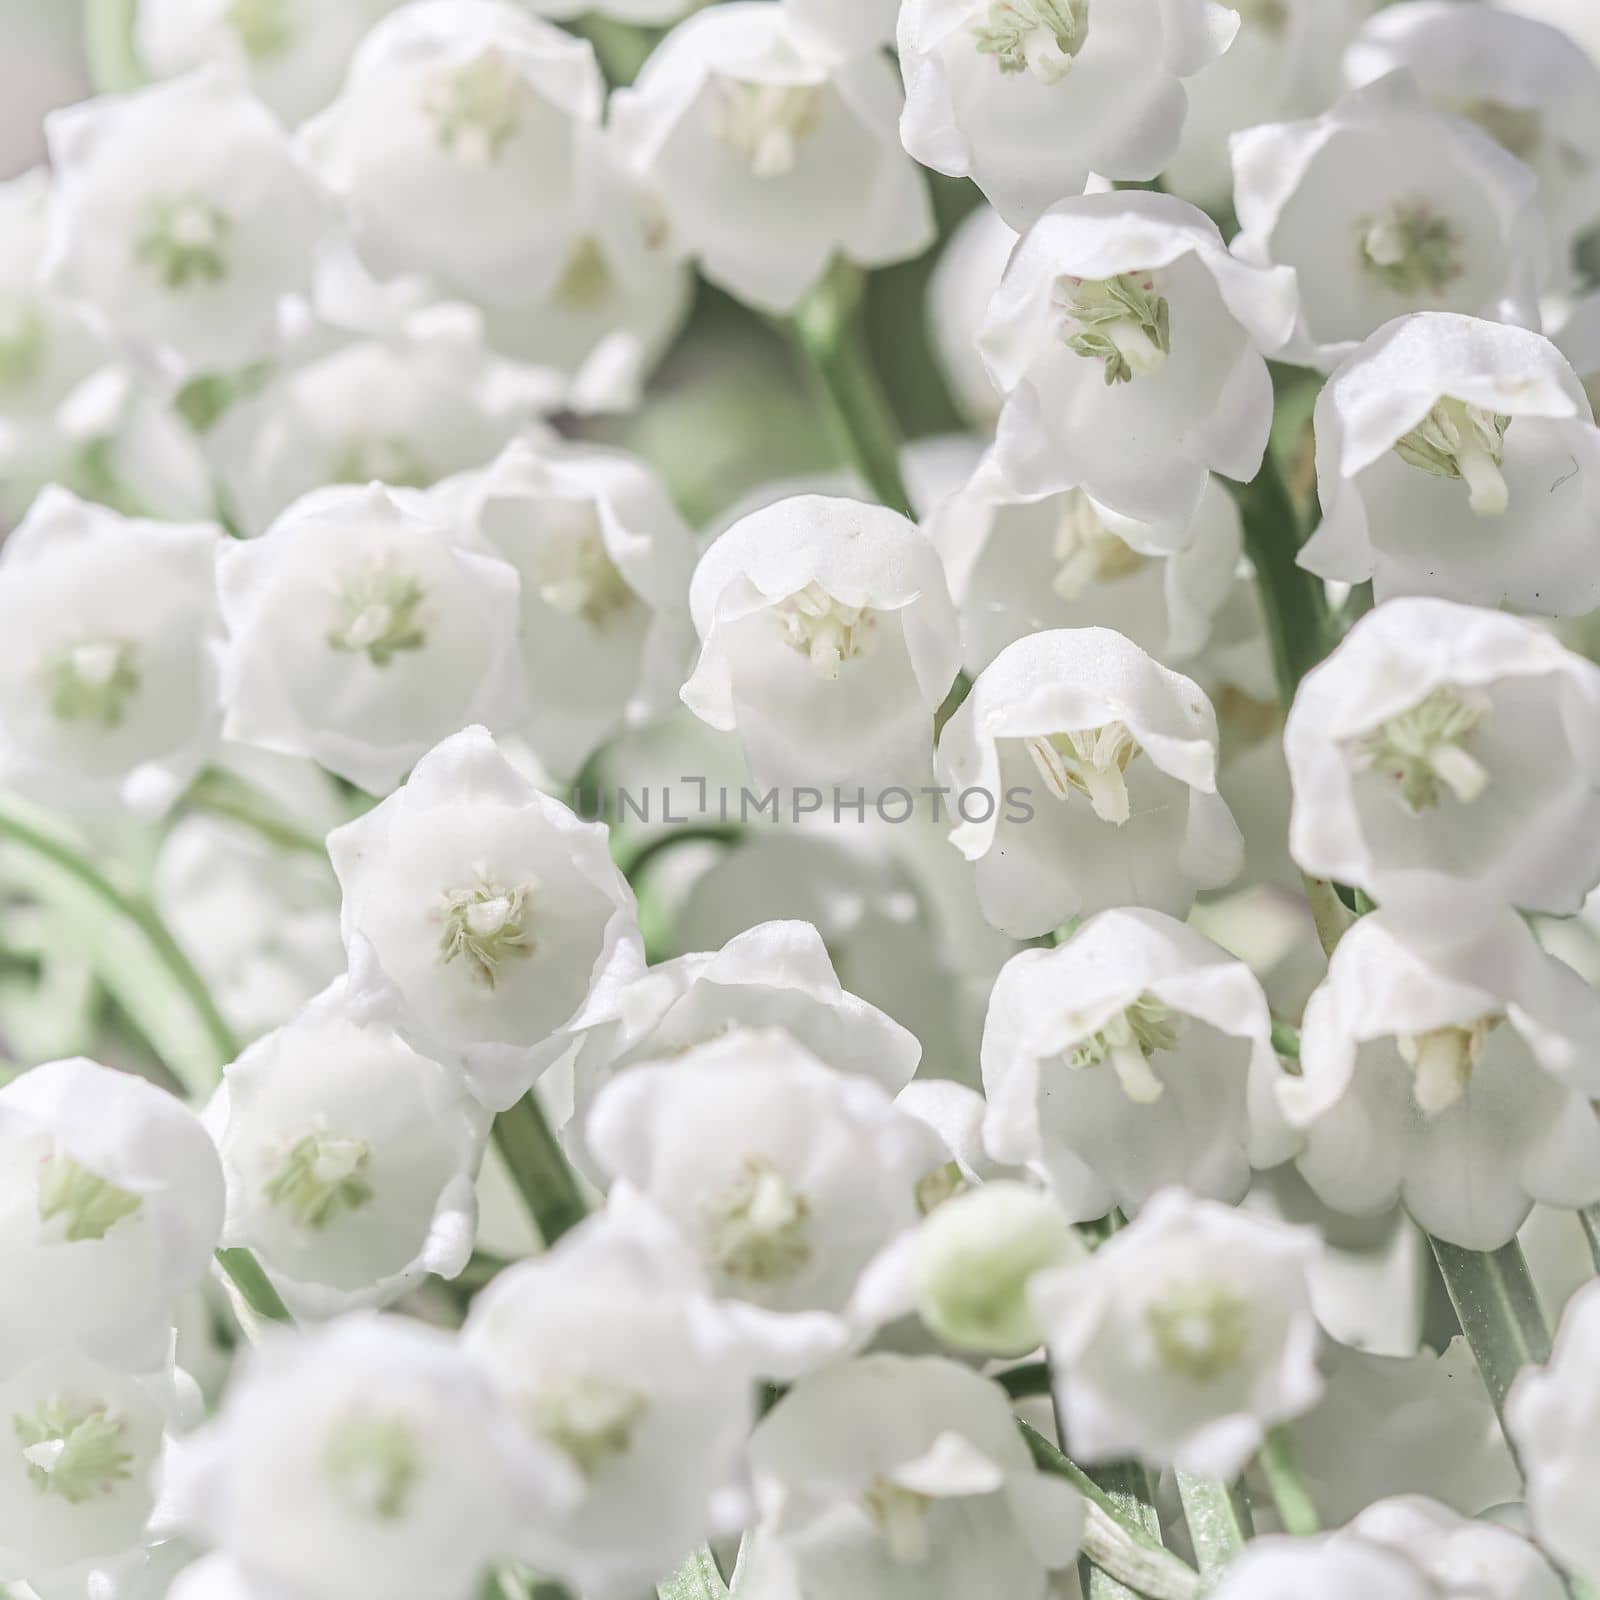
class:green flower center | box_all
[1066,994,1181,1104]
[1354,686,1491,815]
[37,1153,142,1242]
[227,0,294,59]
[708,78,824,179]
[1023,723,1142,824]
[15,1397,134,1504]
[425,51,535,164]
[328,568,429,666]
[1056,273,1171,385]
[1358,200,1464,299]
[553,236,614,311]
[136,194,232,290]
[264,1131,374,1229]
[863,1478,934,1565]
[528,509,637,628]
[44,639,141,729]
[973,0,1089,83]
[439,878,537,988]
[323,1412,418,1520]
[775,582,879,680]
[1053,491,1147,600]
[1394,397,1512,517]
[703,1156,812,1284]
[526,1375,648,1476]
[1146,1280,1252,1382]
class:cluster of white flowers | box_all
[5,0,1600,1597]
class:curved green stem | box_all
[0,796,240,1093]
[492,1092,589,1249]
[614,824,743,884]
[1256,1427,1319,1536]
[183,771,328,858]
[786,263,915,519]
[216,1245,292,1324]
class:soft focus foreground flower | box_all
[300,1,603,305]
[175,1314,580,1600]
[681,494,961,794]
[936,627,1242,938]
[740,1354,1084,1600]
[1285,909,1600,1250]
[584,1027,944,1379]
[979,191,1297,534]
[1031,1189,1323,1476]
[463,1199,753,1597]
[1509,1279,1600,1585]
[926,206,1018,433]
[1302,313,1600,613]
[981,907,1293,1217]
[218,482,527,793]
[0,488,224,815]
[0,1057,223,1372]
[1230,73,1545,373]
[328,725,642,1110]
[44,69,328,377]
[897,0,1238,230]
[1285,596,1600,936]
[609,2,934,314]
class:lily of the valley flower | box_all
[898,0,1239,229]
[609,3,933,314]
[1285,596,1600,935]
[1030,1189,1323,1477]
[0,488,224,815]
[218,482,527,794]
[1230,73,1544,372]
[979,192,1297,535]
[1302,313,1600,613]
[328,725,642,1111]
[936,627,1243,939]
[981,908,1295,1219]
[1282,909,1600,1252]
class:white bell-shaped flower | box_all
[979,191,1296,534]
[1284,909,1600,1252]
[897,0,1238,230]
[583,1027,945,1380]
[462,1197,753,1599]
[1301,313,1600,613]
[327,725,643,1111]
[0,1350,188,1594]
[1029,1188,1323,1476]
[44,69,327,377]
[218,482,527,794]
[927,206,1018,434]
[931,453,1244,676]
[681,494,961,796]
[1508,1279,1600,1586]
[981,908,1294,1219]
[1346,3,1600,291]
[0,1057,224,1373]
[608,3,934,315]
[173,1314,580,1600]
[739,1354,1084,1600]
[133,0,404,127]
[936,627,1243,939]
[566,919,922,1176]
[0,488,224,815]
[206,963,490,1318]
[448,434,697,781]
[1162,0,1365,211]
[209,307,545,536]
[1231,73,1544,373]
[298,0,603,305]
[1285,596,1600,934]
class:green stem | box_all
[0,796,240,1092]
[1021,1425,1200,1600]
[1175,1470,1253,1574]
[183,772,328,858]
[1428,1235,1551,1424]
[656,1546,730,1600]
[1256,1427,1319,1536]
[1302,872,1355,960]
[1580,1207,1600,1275]
[83,0,145,92]
[1230,454,1334,708]
[492,1092,589,1249]
[786,263,914,519]
[215,1246,292,1324]
[613,824,744,884]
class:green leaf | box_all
[656,1547,730,1600]
[83,0,146,93]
